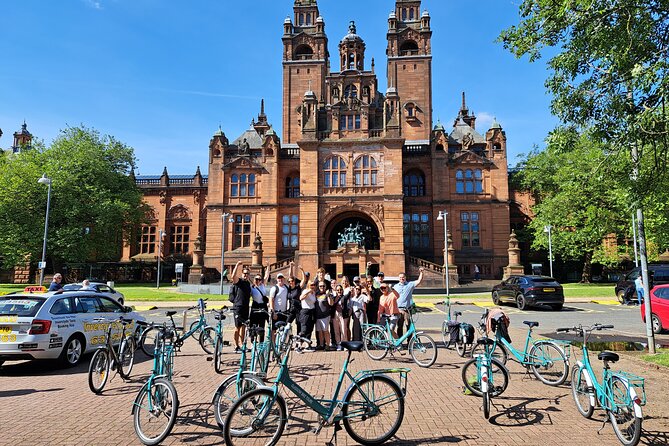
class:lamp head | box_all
[543,225,552,233]
[437,211,447,221]
[38,174,51,185]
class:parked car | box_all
[491,275,565,310]
[62,281,125,305]
[0,289,145,368]
[641,284,669,334]
[615,264,669,303]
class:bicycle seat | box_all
[597,351,619,363]
[274,321,287,329]
[340,341,364,352]
[165,311,177,317]
[454,311,462,317]
[523,321,539,328]
[477,337,495,346]
[215,314,226,321]
[135,320,148,326]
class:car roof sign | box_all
[23,286,47,293]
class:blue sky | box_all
[0,0,557,175]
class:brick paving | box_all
[1,328,668,446]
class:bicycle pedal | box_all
[206,357,213,362]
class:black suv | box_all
[615,264,669,302]
[491,275,565,311]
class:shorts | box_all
[233,307,250,328]
[316,317,330,332]
[381,314,399,331]
[272,312,288,330]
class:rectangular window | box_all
[282,215,299,248]
[233,214,252,249]
[403,213,430,249]
[461,212,480,247]
[140,226,157,254]
[169,225,190,254]
[355,114,361,129]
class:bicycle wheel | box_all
[571,366,594,418]
[409,334,437,368]
[213,372,265,429]
[342,374,405,446]
[118,336,136,379]
[482,390,491,420]
[223,388,287,446]
[88,349,110,394]
[441,320,449,346]
[133,378,179,446]
[199,326,216,354]
[214,336,225,374]
[461,358,509,397]
[140,326,160,357]
[455,332,467,357]
[609,376,642,446]
[471,342,508,366]
[364,326,389,361]
[272,327,290,363]
[529,341,568,386]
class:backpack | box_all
[461,323,475,344]
[228,284,238,304]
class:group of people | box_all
[226,260,425,353]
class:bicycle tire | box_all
[571,366,595,418]
[133,378,179,446]
[223,387,287,445]
[409,334,437,368]
[199,326,216,354]
[272,327,291,363]
[214,336,225,374]
[529,341,568,386]
[213,372,265,430]
[609,376,642,446]
[140,326,160,357]
[118,336,136,379]
[471,342,508,367]
[455,338,466,357]
[482,390,491,420]
[88,349,110,394]
[461,358,509,397]
[441,320,449,346]
[342,374,405,446]
[363,326,389,361]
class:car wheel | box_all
[551,303,564,311]
[0,360,4,368]
[60,334,85,367]
[651,314,663,334]
[616,289,626,304]
[516,294,528,311]
[492,291,501,305]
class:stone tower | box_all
[386,0,433,141]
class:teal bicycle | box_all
[209,307,230,374]
[437,299,473,357]
[363,311,437,367]
[132,316,179,445]
[470,312,569,386]
[558,324,645,446]
[461,337,510,420]
[223,336,410,446]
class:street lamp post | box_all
[544,225,553,278]
[632,213,639,267]
[38,174,52,287]
[437,211,449,297]
[156,229,165,289]
[220,212,232,295]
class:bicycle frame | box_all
[96,318,129,365]
[489,324,566,368]
[177,300,208,342]
[381,314,418,348]
[133,327,176,414]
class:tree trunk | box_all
[580,251,592,283]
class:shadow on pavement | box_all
[0,387,65,398]
[489,396,564,427]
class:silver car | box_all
[62,282,125,305]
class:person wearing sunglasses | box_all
[377,282,401,338]
[249,263,271,341]
[297,281,317,352]
[286,261,309,334]
[350,285,369,341]
[314,281,334,350]
[229,261,252,353]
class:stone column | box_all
[446,230,459,287]
[188,235,205,284]
[503,230,525,280]
[252,233,263,266]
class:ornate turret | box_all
[339,21,366,71]
[12,121,32,153]
[253,99,271,136]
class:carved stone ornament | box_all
[168,204,191,221]
[159,191,167,204]
[462,132,474,151]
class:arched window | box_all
[409,8,415,20]
[285,176,300,198]
[456,169,483,194]
[344,84,358,98]
[403,171,426,196]
[323,156,347,188]
[231,172,256,197]
[400,40,419,56]
[353,155,378,186]
[294,44,313,60]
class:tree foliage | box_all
[499,0,669,193]
[0,126,145,269]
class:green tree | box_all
[517,127,629,282]
[0,126,145,270]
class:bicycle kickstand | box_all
[326,421,342,446]
[597,413,610,434]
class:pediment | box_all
[222,156,267,172]
[451,149,490,165]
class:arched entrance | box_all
[326,214,380,251]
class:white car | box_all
[0,289,146,368]
[62,282,125,305]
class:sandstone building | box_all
[122,0,513,283]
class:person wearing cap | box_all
[377,282,401,338]
[269,272,290,335]
[249,263,271,341]
[229,261,252,353]
[395,267,425,340]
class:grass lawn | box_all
[641,349,669,367]
[1,281,616,301]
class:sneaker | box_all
[325,345,331,352]
[315,345,324,351]
[336,346,343,351]
[234,346,241,353]
[296,347,303,354]
[304,347,316,353]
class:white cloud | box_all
[83,0,103,10]
[475,111,495,130]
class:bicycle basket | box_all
[461,323,475,344]
[612,371,646,406]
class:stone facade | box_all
[122,0,513,283]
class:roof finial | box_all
[348,20,356,34]
[461,91,467,111]
[162,166,168,176]
[260,99,265,115]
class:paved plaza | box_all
[1,326,668,446]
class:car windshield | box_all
[0,296,46,317]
